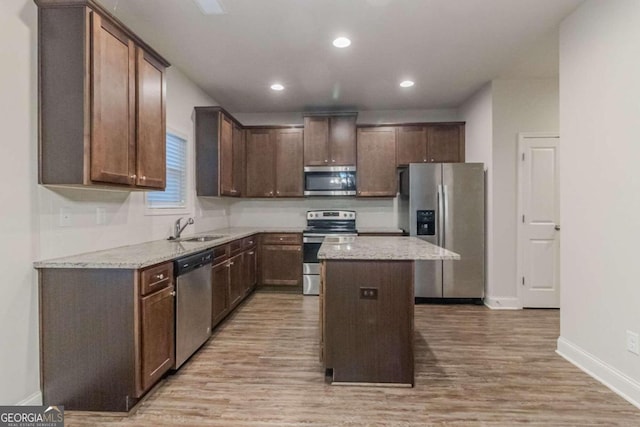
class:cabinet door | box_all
[245,129,275,197]
[260,244,303,286]
[90,12,136,186]
[140,286,175,393]
[232,124,245,196]
[303,116,329,166]
[356,127,398,197]
[135,48,166,189]
[329,115,356,166]
[211,261,230,327]
[219,114,234,196]
[396,126,427,166]
[228,253,245,309]
[427,124,463,163]
[244,247,257,294]
[275,128,303,197]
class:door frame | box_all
[516,132,560,309]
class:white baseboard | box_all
[484,296,520,310]
[16,390,42,406]
[557,337,640,409]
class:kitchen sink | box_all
[177,235,226,242]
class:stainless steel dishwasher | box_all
[173,249,213,369]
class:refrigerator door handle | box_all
[437,184,444,247]
[442,184,449,248]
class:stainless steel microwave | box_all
[303,166,356,196]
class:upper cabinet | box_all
[194,107,244,197]
[245,127,303,198]
[36,0,169,190]
[396,123,465,166]
[356,127,398,197]
[303,113,357,166]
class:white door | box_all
[517,134,560,308]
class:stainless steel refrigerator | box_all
[398,163,485,299]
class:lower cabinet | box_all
[39,261,176,412]
[211,235,259,329]
[140,285,175,392]
[259,233,303,287]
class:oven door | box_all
[303,235,324,295]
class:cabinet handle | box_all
[331,159,335,163]
[324,159,328,163]
[170,291,176,297]
[248,251,254,255]
[141,176,146,180]
[130,174,137,180]
[155,273,164,280]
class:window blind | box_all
[147,133,187,209]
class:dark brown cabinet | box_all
[228,253,245,308]
[36,0,169,190]
[259,233,303,287]
[195,107,244,197]
[39,260,175,412]
[245,128,303,198]
[244,246,257,294]
[303,114,357,166]
[211,257,231,328]
[396,123,465,166]
[140,285,175,392]
[356,127,398,197]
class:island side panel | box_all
[39,268,137,411]
[324,260,414,385]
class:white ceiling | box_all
[98,0,582,113]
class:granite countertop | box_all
[357,227,405,234]
[33,227,302,269]
[317,236,460,261]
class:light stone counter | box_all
[317,236,459,261]
[34,227,302,269]
[357,227,404,234]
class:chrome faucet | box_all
[170,217,194,240]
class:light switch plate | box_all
[626,330,639,355]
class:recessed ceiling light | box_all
[270,83,285,91]
[193,0,226,15]
[400,80,415,88]
[332,37,352,48]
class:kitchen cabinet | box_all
[228,253,245,308]
[195,107,244,197]
[242,236,258,295]
[259,233,303,286]
[36,0,169,190]
[211,255,231,328]
[245,128,303,197]
[396,123,465,165]
[39,261,175,412]
[356,127,398,197]
[303,114,357,166]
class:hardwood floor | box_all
[66,292,640,426]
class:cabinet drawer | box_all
[261,233,302,245]
[140,262,173,296]
[242,235,257,249]
[230,239,243,255]
[213,244,230,264]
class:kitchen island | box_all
[318,236,459,386]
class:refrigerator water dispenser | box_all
[416,210,435,235]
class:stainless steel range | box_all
[303,210,357,295]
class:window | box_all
[146,132,187,210]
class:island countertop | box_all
[317,236,460,261]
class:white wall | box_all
[233,108,458,126]
[0,0,229,404]
[558,0,640,407]
[458,83,493,300]
[0,0,40,406]
[489,78,559,308]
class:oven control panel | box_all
[307,210,356,220]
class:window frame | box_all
[144,127,193,216]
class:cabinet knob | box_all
[156,273,164,280]
[279,237,283,241]
[331,159,335,163]
[324,159,328,163]
[269,191,274,196]
[431,158,434,161]
[141,176,146,180]
[170,291,176,297]
[276,191,280,195]
[228,261,234,267]
[423,158,427,162]
[130,174,137,180]
[248,251,254,255]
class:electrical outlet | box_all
[96,207,106,225]
[626,330,639,355]
[360,287,378,300]
[59,207,72,227]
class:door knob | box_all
[555,225,561,231]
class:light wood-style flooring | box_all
[66,292,640,426]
